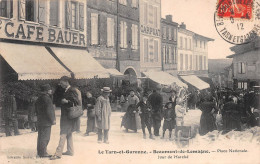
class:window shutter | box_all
[79,3,84,31]
[66,1,71,29]
[111,19,115,47]
[107,18,111,46]
[120,21,123,48]
[154,40,158,62]
[19,0,25,20]
[38,1,46,23]
[154,7,157,28]
[50,0,59,26]
[144,2,147,24]
[242,63,246,73]
[144,38,148,62]
[124,22,127,48]
[131,24,134,49]
[91,13,98,45]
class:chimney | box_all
[180,22,186,29]
[166,15,172,22]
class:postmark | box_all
[214,0,260,44]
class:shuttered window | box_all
[120,21,127,48]
[38,1,46,23]
[148,5,153,26]
[65,1,84,30]
[49,0,59,26]
[79,3,84,31]
[190,55,193,70]
[71,2,76,29]
[174,28,177,41]
[131,24,138,50]
[238,62,246,74]
[168,47,172,64]
[169,27,172,40]
[0,0,13,18]
[154,6,157,28]
[144,38,148,62]
[107,17,115,47]
[91,13,99,45]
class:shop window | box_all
[238,62,246,74]
[0,0,13,18]
[120,21,127,48]
[107,17,115,47]
[144,38,148,62]
[131,24,138,50]
[49,0,59,26]
[91,13,99,45]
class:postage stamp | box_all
[214,0,260,45]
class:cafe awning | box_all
[143,71,187,87]
[180,75,210,90]
[49,47,109,79]
[0,42,71,80]
[107,68,124,77]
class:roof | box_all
[0,42,71,80]
[194,33,214,41]
[49,47,109,79]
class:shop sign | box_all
[0,19,86,47]
[140,24,160,37]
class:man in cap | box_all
[36,84,56,158]
[51,76,80,160]
[95,87,112,144]
[147,85,163,136]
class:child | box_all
[161,102,176,140]
[175,98,186,126]
[136,95,154,139]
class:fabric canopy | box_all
[107,68,124,76]
[0,42,70,80]
[143,71,187,87]
[50,47,109,79]
[180,75,210,90]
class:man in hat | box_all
[51,76,80,160]
[3,90,20,136]
[35,84,56,158]
[95,87,112,144]
[148,85,163,136]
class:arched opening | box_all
[123,67,137,86]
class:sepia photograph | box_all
[0,0,259,163]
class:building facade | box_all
[87,0,117,69]
[161,15,178,75]
[177,23,213,77]
[139,0,161,73]
[227,37,260,89]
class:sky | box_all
[161,0,234,59]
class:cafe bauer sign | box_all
[0,19,86,47]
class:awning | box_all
[180,75,210,90]
[0,42,71,80]
[107,68,124,77]
[143,71,187,87]
[49,47,109,79]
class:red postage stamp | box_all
[217,0,253,19]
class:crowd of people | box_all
[1,76,260,160]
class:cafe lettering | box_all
[0,20,86,47]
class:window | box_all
[162,27,166,39]
[163,46,166,64]
[169,27,172,40]
[143,2,147,25]
[148,5,153,26]
[120,21,127,48]
[190,55,192,70]
[49,0,59,26]
[65,1,84,30]
[185,54,188,70]
[189,39,192,50]
[180,54,183,70]
[204,56,206,70]
[238,82,242,89]
[200,41,202,48]
[154,40,159,62]
[153,6,158,28]
[174,28,177,41]
[132,0,138,8]
[144,38,149,62]
[180,37,183,49]
[119,0,127,5]
[168,47,172,64]
[185,38,187,50]
[91,13,99,45]
[0,0,12,18]
[257,63,260,73]
[166,46,169,64]
[131,24,138,49]
[107,17,115,47]
[204,42,206,49]
[199,56,203,70]
[238,62,246,74]
[25,0,35,21]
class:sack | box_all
[68,105,83,119]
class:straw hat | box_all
[101,87,112,93]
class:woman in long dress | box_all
[83,92,96,136]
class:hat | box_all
[60,76,70,82]
[101,87,112,93]
[41,84,52,92]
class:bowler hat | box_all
[101,87,112,93]
[41,84,52,92]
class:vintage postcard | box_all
[0,0,259,164]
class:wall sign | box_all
[0,19,86,47]
[140,24,160,37]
